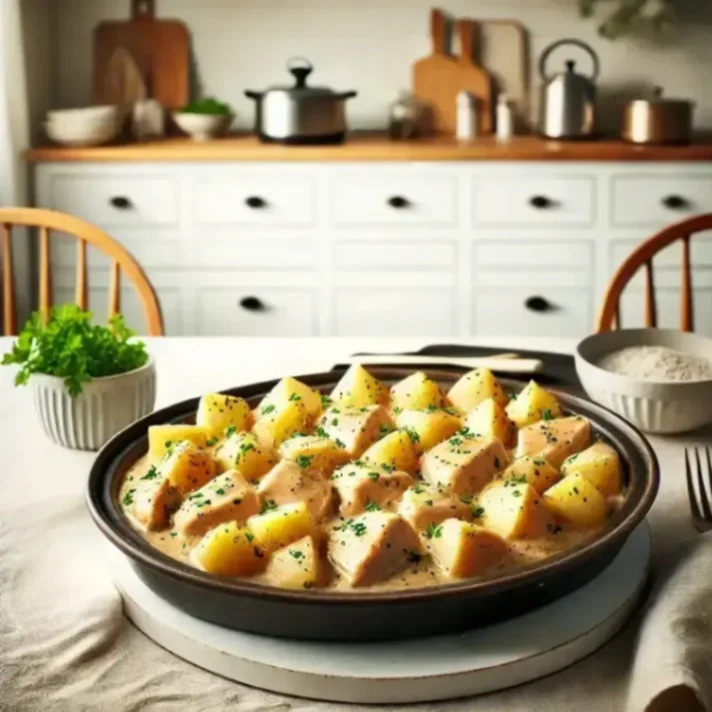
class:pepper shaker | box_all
[456,91,477,141]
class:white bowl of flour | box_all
[576,329,712,434]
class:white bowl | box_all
[48,105,117,124]
[172,111,234,141]
[45,119,120,147]
[575,329,712,434]
[31,357,156,450]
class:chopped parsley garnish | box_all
[444,407,459,416]
[260,499,278,514]
[459,495,473,504]
[379,424,395,437]
[295,454,314,469]
[424,523,443,539]
[504,475,527,487]
[331,417,339,426]
[425,499,433,506]
[215,488,226,495]
[245,532,255,542]
[542,408,554,421]
[320,394,332,407]
[238,442,256,459]
[509,392,518,401]
[315,426,329,438]
[472,506,485,519]
[141,465,159,481]
[349,521,367,537]
[164,440,174,456]
[122,488,136,506]
[367,471,380,481]
[261,404,276,415]
[448,436,463,447]
[404,427,420,444]
[288,393,302,401]
[194,498,212,509]
[335,438,346,448]
[425,404,438,412]
[170,532,178,537]
[413,485,425,494]
[224,425,237,437]
[289,549,304,560]
[512,490,523,498]
[458,427,474,438]
[392,406,402,415]
[188,491,204,500]
[206,437,218,447]
[365,501,382,512]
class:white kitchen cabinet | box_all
[34,160,712,338]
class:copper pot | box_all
[622,87,694,145]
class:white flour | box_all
[598,345,712,382]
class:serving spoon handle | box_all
[344,354,544,374]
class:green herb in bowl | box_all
[178,97,232,116]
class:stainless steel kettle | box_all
[538,39,599,140]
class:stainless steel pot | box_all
[538,39,599,140]
[245,57,357,144]
[622,87,694,145]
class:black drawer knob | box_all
[662,195,689,210]
[110,196,132,209]
[387,195,410,209]
[525,296,555,313]
[529,195,553,209]
[239,296,266,312]
[245,196,267,209]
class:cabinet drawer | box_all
[194,176,316,227]
[612,176,712,226]
[48,174,178,227]
[331,174,457,227]
[474,241,593,270]
[472,288,591,337]
[333,287,456,336]
[335,241,456,271]
[193,239,318,269]
[473,176,595,227]
[195,288,317,336]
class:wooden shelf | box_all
[26,133,712,163]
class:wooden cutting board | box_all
[93,0,188,109]
[413,9,493,136]
[101,46,147,122]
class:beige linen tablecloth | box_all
[0,336,709,712]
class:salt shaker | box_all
[496,94,514,143]
[132,99,165,141]
[456,91,477,141]
[388,92,424,140]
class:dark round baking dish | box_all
[87,368,659,642]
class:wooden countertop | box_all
[26,133,712,162]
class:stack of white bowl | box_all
[45,106,121,147]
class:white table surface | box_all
[0,335,708,712]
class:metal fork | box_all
[685,447,712,532]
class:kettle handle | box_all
[539,39,600,82]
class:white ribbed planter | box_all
[30,357,156,451]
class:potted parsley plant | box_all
[2,305,156,450]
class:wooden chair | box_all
[597,213,712,334]
[0,207,164,336]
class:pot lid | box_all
[630,86,694,107]
[254,57,343,98]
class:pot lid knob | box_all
[287,56,313,88]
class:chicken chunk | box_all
[128,469,182,531]
[515,416,591,469]
[397,484,472,531]
[425,519,508,578]
[420,436,510,497]
[331,462,414,517]
[327,512,423,587]
[318,405,394,458]
[173,470,260,536]
[257,460,333,521]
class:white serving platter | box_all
[110,524,650,704]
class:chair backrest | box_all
[597,213,712,334]
[0,207,164,336]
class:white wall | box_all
[51,0,712,133]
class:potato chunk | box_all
[214,431,278,482]
[543,472,609,528]
[248,501,318,553]
[256,376,323,420]
[318,405,393,458]
[192,521,266,577]
[501,456,561,494]
[361,430,419,475]
[252,399,311,448]
[480,480,553,539]
[397,484,472,531]
[561,442,622,497]
[330,364,388,408]
[515,416,591,469]
[505,380,563,429]
[421,436,509,496]
[173,470,260,536]
[394,409,461,452]
[425,519,508,578]
[391,371,443,411]
[196,393,252,438]
[265,536,325,590]
[257,460,333,521]
[158,441,216,494]
[279,435,350,478]
[447,368,508,412]
[128,471,181,531]
[331,462,414,517]
[148,424,210,459]
[463,397,515,445]
[327,512,423,587]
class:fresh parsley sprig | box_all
[1,305,148,396]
